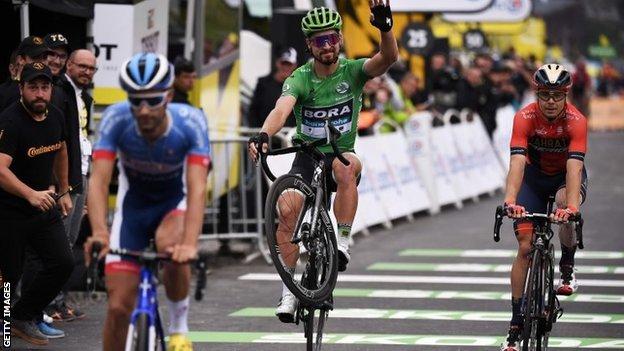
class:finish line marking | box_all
[238,273,624,287]
[231,307,624,324]
[331,288,624,304]
[399,249,624,259]
[185,332,624,348]
[368,262,624,274]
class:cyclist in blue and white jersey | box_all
[84,53,211,351]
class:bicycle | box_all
[259,120,350,351]
[89,241,209,351]
[493,198,584,351]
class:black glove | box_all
[248,132,269,153]
[370,3,393,32]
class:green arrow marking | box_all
[399,249,624,259]
[230,307,624,324]
[332,288,624,304]
[368,262,624,274]
[184,332,624,348]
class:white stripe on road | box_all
[368,262,624,274]
[399,249,624,259]
[332,288,624,304]
[238,273,624,287]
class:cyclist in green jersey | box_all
[248,1,398,323]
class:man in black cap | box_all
[247,46,298,128]
[45,33,70,79]
[0,36,51,113]
[172,56,196,105]
[0,63,74,346]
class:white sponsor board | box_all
[492,105,516,173]
[375,132,431,215]
[357,136,411,222]
[403,112,441,213]
[93,0,169,103]
[392,0,494,13]
[429,120,466,206]
[462,110,506,191]
[443,0,532,23]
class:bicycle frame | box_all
[126,263,166,351]
[493,201,583,351]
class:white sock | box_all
[167,296,189,334]
[282,268,295,297]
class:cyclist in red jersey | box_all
[500,64,588,351]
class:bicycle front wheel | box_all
[522,251,542,351]
[265,174,338,306]
[125,313,156,351]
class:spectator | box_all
[398,71,429,113]
[457,65,490,115]
[44,33,70,80]
[0,63,74,346]
[0,36,51,112]
[43,49,97,322]
[248,47,298,128]
[172,57,196,105]
[571,59,591,116]
[8,49,19,80]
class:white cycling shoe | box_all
[557,265,578,296]
[500,326,521,351]
[275,292,298,323]
[337,236,351,272]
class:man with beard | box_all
[0,36,51,112]
[0,63,73,346]
[83,53,211,351]
[41,49,96,322]
[247,1,398,323]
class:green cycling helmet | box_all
[301,7,342,37]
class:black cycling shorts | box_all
[287,151,361,202]
[516,164,588,215]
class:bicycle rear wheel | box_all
[265,174,338,306]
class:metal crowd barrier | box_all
[199,129,293,264]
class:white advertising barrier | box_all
[92,0,169,105]
[460,110,506,193]
[492,104,516,173]
[392,0,493,13]
[374,132,432,215]
[429,112,470,205]
[403,112,441,213]
[355,137,399,227]
[443,0,532,23]
[443,110,482,201]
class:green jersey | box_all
[281,58,370,154]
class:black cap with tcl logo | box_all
[17,36,51,59]
[44,33,69,50]
[20,62,53,83]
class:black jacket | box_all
[51,75,93,194]
[248,75,295,128]
[0,79,20,114]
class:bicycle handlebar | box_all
[88,242,210,301]
[493,205,584,249]
[259,121,350,182]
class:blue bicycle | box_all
[89,241,208,351]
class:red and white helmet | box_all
[533,63,572,91]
